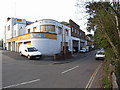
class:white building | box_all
[3,17,88,56]
[3,18,78,55]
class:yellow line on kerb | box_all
[85,63,102,89]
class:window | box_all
[28,29,30,33]
[74,29,77,33]
[80,33,81,36]
[40,26,46,32]
[78,30,79,34]
[8,25,10,31]
[71,27,73,32]
[27,47,38,52]
[30,34,45,37]
[33,27,36,32]
[58,27,62,34]
[14,30,16,36]
[40,25,55,32]
[66,29,69,36]
[46,25,55,32]
[17,19,22,22]
[20,27,22,29]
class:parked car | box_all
[79,48,86,53]
[100,48,105,53]
[95,52,105,60]
[19,45,42,59]
[86,46,90,52]
[68,48,76,53]
[97,47,105,52]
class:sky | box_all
[0,0,93,39]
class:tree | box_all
[88,1,119,55]
[76,0,120,88]
[85,1,120,88]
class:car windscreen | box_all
[27,47,38,52]
[97,52,104,55]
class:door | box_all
[24,41,31,45]
[18,42,23,52]
[22,48,28,56]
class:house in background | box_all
[85,35,94,51]
[61,19,87,52]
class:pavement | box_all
[2,50,104,88]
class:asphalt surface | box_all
[2,50,103,88]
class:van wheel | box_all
[20,52,22,56]
[28,55,31,60]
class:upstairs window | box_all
[40,25,46,32]
[14,30,16,36]
[46,25,55,32]
[33,27,37,32]
[77,30,79,34]
[8,25,10,31]
[40,25,55,32]
[71,27,74,32]
[30,34,45,38]
[58,27,62,34]
[28,29,30,33]
[17,19,22,22]
[66,29,69,36]
[20,27,22,29]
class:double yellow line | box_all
[85,63,102,89]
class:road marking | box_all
[3,79,40,88]
[61,65,79,74]
[85,63,102,89]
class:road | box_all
[2,50,103,88]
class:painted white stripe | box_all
[3,79,40,88]
[85,63,102,89]
[61,66,79,74]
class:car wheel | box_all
[28,55,31,60]
[20,52,22,56]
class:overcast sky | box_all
[0,0,93,39]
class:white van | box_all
[19,45,42,59]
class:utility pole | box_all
[61,26,64,53]
[4,26,6,50]
[61,26,67,59]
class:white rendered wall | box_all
[31,38,59,55]
[6,19,13,39]
[14,24,26,37]
[5,18,26,39]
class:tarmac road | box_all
[2,50,102,88]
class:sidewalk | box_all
[90,63,104,88]
[2,50,95,65]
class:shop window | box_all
[24,41,31,45]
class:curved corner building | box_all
[4,18,72,55]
